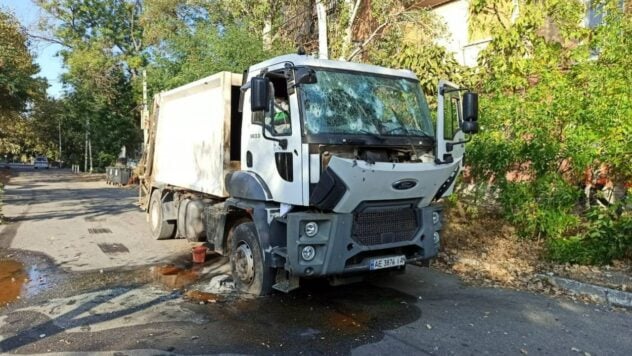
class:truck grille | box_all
[352,208,419,246]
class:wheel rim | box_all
[234,241,255,285]
[150,201,160,230]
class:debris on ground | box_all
[203,274,235,294]
[547,261,631,292]
[435,206,631,304]
[435,207,544,290]
[184,290,223,304]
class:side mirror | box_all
[294,67,317,85]
[250,77,270,112]
[462,91,479,134]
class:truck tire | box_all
[229,221,274,296]
[149,190,175,240]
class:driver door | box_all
[436,80,465,165]
[243,69,304,206]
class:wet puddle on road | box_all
[0,260,26,306]
[147,254,234,300]
[146,258,420,347]
[150,264,202,290]
[193,281,422,352]
[1,253,422,353]
[0,258,59,307]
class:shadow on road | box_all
[0,287,180,352]
[1,169,138,223]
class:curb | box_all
[537,274,632,308]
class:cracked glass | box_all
[300,70,434,138]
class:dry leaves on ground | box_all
[435,206,631,301]
[435,207,545,290]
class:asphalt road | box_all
[0,169,630,355]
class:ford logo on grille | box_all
[392,179,418,190]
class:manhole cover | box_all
[88,228,112,234]
[97,243,130,254]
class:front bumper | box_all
[285,205,443,277]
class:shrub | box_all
[462,0,631,264]
[547,206,632,265]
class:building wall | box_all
[431,0,490,67]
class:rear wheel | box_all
[229,221,274,296]
[149,190,175,240]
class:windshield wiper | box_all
[384,126,432,138]
[405,128,434,138]
[383,126,410,135]
[356,129,386,141]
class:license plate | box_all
[369,255,406,270]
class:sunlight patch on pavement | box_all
[8,286,205,333]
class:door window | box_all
[443,92,461,140]
[255,72,292,136]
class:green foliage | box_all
[371,39,468,104]
[0,9,47,153]
[0,10,44,113]
[467,0,632,264]
[143,0,293,93]
[147,23,287,91]
[35,0,144,167]
[498,175,581,239]
[548,206,632,265]
[96,151,116,168]
[328,1,470,103]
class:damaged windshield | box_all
[300,69,434,138]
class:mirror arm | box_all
[445,135,472,151]
[261,124,288,149]
[440,87,471,95]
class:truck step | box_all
[272,270,300,293]
[271,247,288,258]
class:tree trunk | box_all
[263,15,272,51]
[316,1,329,59]
[342,0,361,59]
[58,120,62,167]
[84,118,88,173]
[88,139,93,173]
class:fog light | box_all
[433,232,440,244]
[432,212,440,225]
[305,221,318,237]
[301,246,316,261]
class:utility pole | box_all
[58,119,62,167]
[141,68,149,149]
[88,139,93,173]
[84,117,88,173]
[316,1,329,59]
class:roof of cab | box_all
[248,54,418,81]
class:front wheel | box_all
[149,190,175,240]
[229,222,274,296]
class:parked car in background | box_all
[33,156,49,169]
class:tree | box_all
[142,0,292,92]
[352,1,468,99]
[0,9,47,154]
[36,0,144,169]
[465,0,631,264]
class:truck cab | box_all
[223,55,478,294]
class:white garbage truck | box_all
[139,54,479,295]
